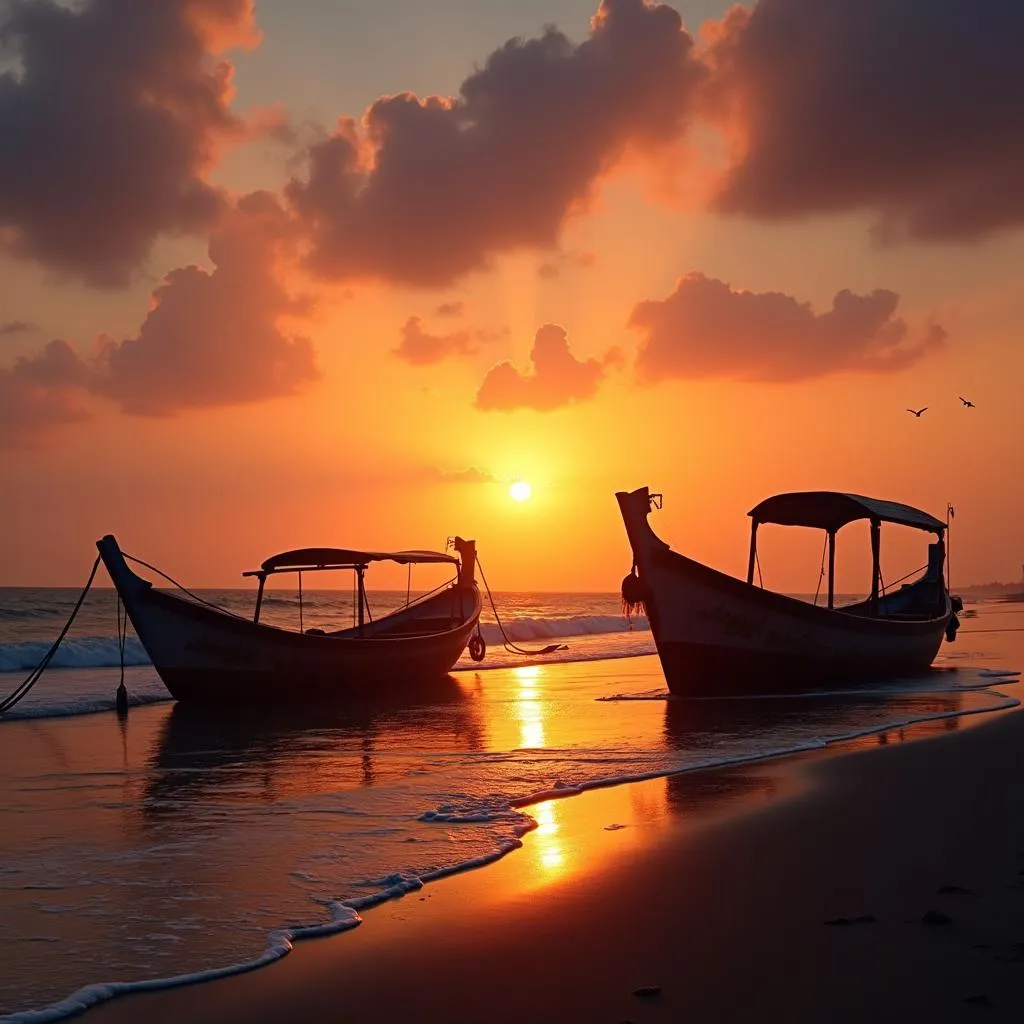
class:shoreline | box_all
[55,683,1023,1024]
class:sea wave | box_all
[478,613,647,644]
[0,615,647,673]
[0,637,150,673]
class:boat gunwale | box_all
[138,578,483,648]
[650,541,950,637]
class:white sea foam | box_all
[0,905,362,1024]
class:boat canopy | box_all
[250,547,459,576]
[748,492,945,535]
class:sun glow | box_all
[509,480,532,502]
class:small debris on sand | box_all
[937,885,977,896]
[604,823,628,831]
[632,985,662,998]
[921,909,954,926]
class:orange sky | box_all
[1,0,1021,591]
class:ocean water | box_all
[0,587,655,719]
[0,588,1020,1019]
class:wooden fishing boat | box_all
[616,487,961,697]
[97,534,483,704]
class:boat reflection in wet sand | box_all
[97,535,482,704]
[617,487,962,697]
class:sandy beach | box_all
[74,682,1024,1023]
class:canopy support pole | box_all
[254,573,266,624]
[827,530,836,610]
[746,521,759,586]
[870,519,881,614]
[356,565,366,637]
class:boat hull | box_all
[617,489,951,698]
[98,537,481,705]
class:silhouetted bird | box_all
[959,396,976,408]
[906,407,928,417]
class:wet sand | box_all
[88,689,1024,1024]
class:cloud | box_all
[631,273,948,382]
[434,301,465,319]
[702,0,1024,243]
[424,466,498,484]
[0,0,260,285]
[286,0,705,286]
[0,192,319,441]
[393,316,480,367]
[0,320,38,336]
[0,341,90,447]
[93,192,318,414]
[476,324,609,411]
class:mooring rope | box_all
[0,554,101,716]
[474,556,568,657]
[122,553,249,620]
[813,534,827,606]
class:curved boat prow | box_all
[615,488,670,564]
[96,535,150,600]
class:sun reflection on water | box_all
[514,664,546,749]
[531,800,564,873]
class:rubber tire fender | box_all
[468,633,486,662]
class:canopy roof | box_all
[748,492,945,534]
[252,547,458,575]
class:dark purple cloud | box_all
[631,273,947,382]
[476,324,610,411]
[286,0,705,286]
[0,0,258,285]
[703,0,1024,242]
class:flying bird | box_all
[906,407,928,417]
[959,396,976,408]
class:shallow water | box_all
[0,598,1021,1018]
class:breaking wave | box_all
[0,615,648,673]
[0,637,150,673]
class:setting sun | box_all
[509,480,533,502]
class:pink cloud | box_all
[0,341,90,447]
[631,272,948,382]
[94,192,318,413]
[0,193,319,442]
[476,324,609,411]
